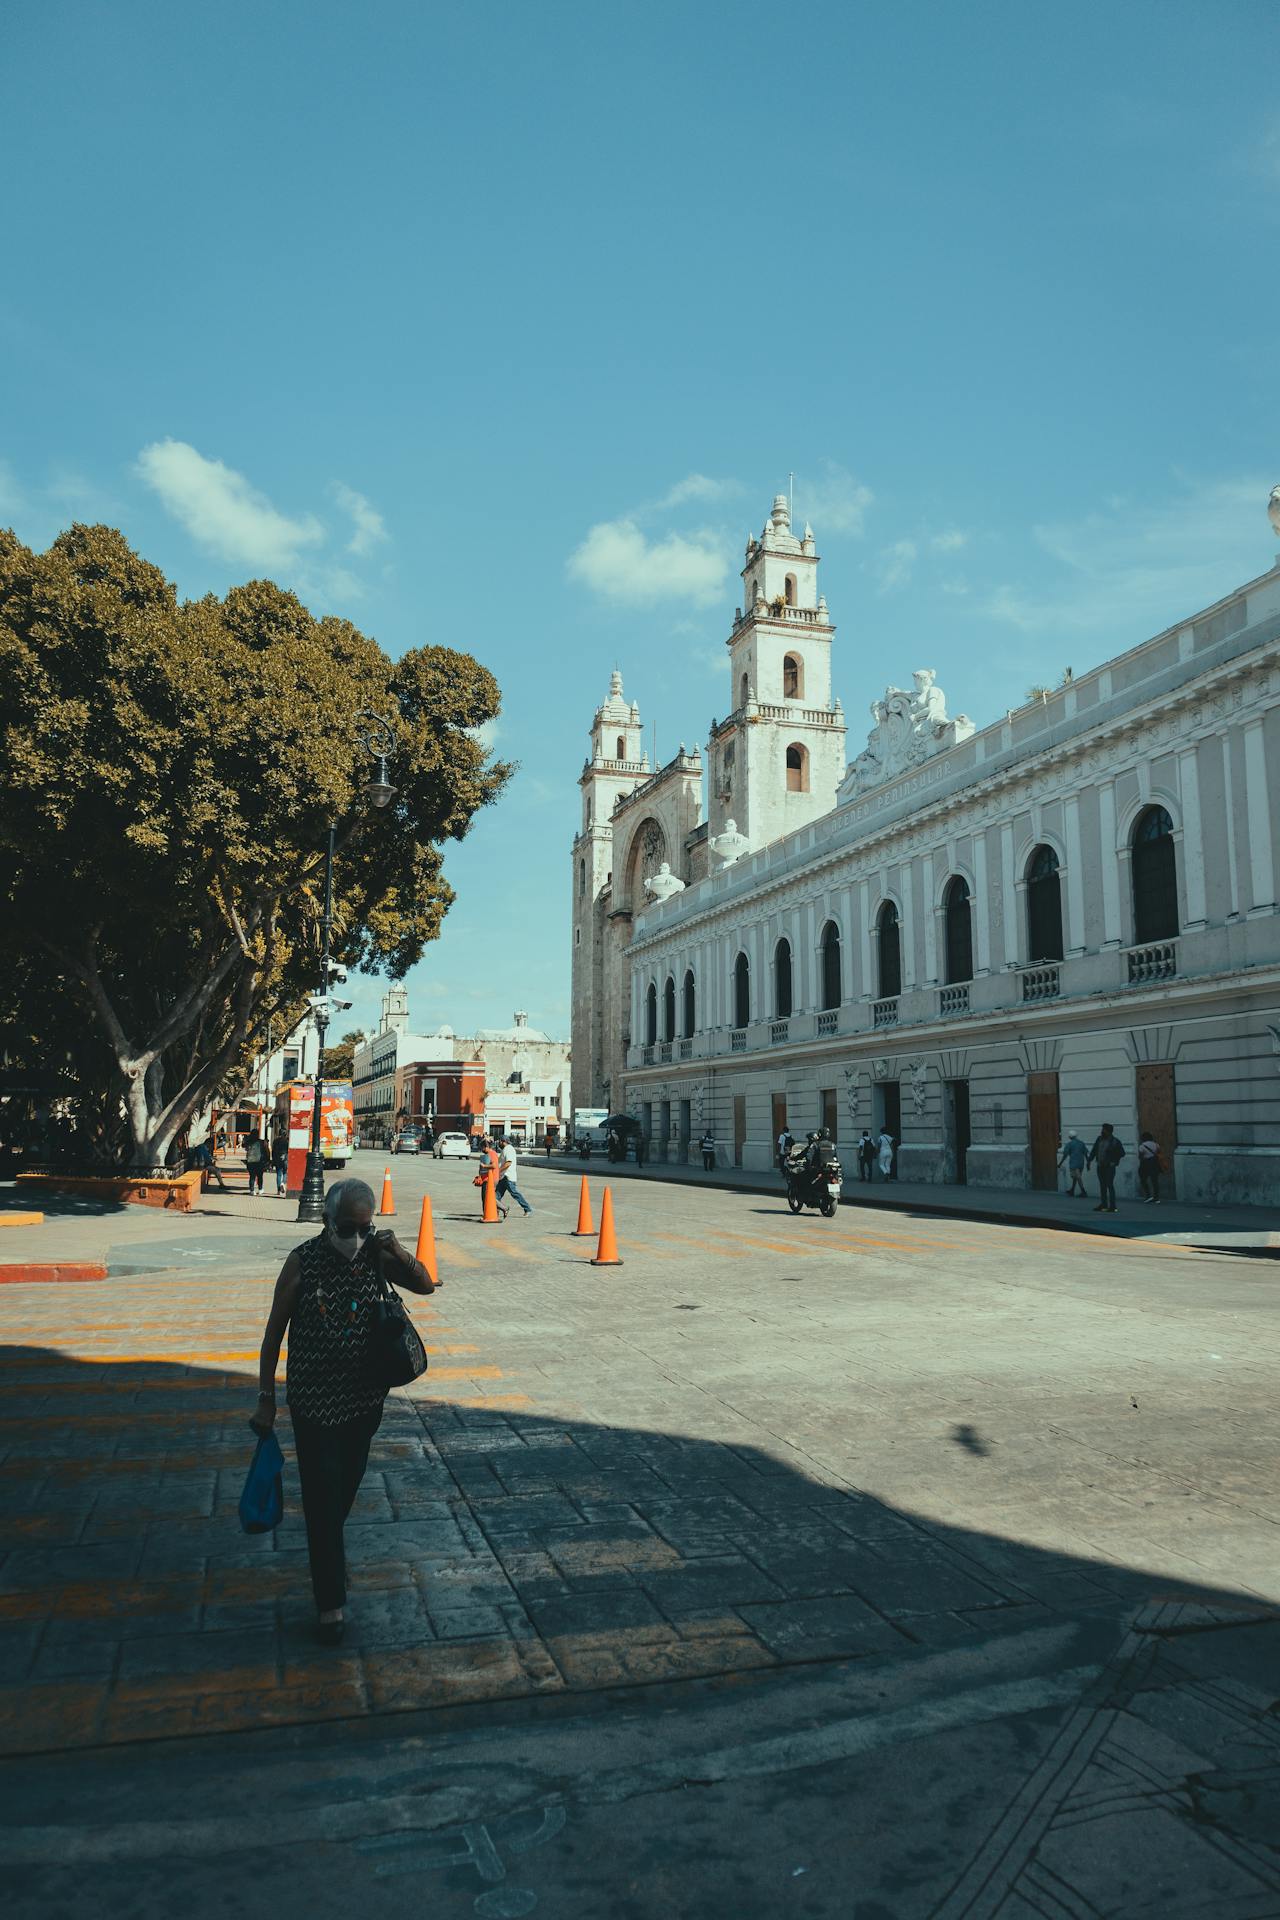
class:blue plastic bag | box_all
[238,1428,284,1534]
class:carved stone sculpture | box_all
[839,667,974,799]
[709,817,751,867]
[908,1058,929,1116]
[644,861,686,902]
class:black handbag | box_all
[363,1250,429,1391]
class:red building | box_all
[396,1057,486,1140]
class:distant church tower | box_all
[570,672,650,1111]
[708,494,845,852]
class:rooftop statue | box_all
[838,669,974,800]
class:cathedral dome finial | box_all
[609,668,624,698]
[771,493,790,531]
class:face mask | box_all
[328,1222,371,1260]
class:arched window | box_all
[785,743,809,793]
[615,735,625,760]
[740,671,750,709]
[1132,806,1178,942]
[578,858,585,898]
[1026,845,1063,961]
[682,968,696,1037]
[645,982,657,1047]
[785,574,797,607]
[733,951,751,1029]
[774,938,793,1018]
[663,975,676,1043]
[820,920,841,1010]
[944,876,973,984]
[877,902,902,1000]
[782,653,803,699]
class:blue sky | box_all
[4,0,1278,1040]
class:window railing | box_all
[1127,939,1177,985]
[659,1041,672,1063]
[678,1038,692,1060]
[1022,965,1061,1003]
[731,1029,747,1052]
[642,1045,654,1064]
[940,983,970,1017]
[770,1020,789,1045]
[816,1009,838,1036]
[873,997,899,1028]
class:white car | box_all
[433,1131,472,1160]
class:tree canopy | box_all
[0,524,510,1167]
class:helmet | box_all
[806,1132,819,1144]
[818,1127,831,1140]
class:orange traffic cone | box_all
[379,1166,395,1216]
[572,1175,595,1237]
[481,1166,501,1224]
[414,1195,438,1284]
[590,1186,623,1267]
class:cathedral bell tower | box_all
[571,672,650,1111]
[707,494,845,853]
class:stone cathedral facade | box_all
[571,491,1280,1206]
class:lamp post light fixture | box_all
[295,714,398,1224]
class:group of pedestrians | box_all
[243,1129,288,1195]
[473,1133,533,1217]
[1058,1125,1166,1210]
[854,1129,896,1180]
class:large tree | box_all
[0,525,510,1168]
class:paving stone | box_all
[641,1554,788,1616]
[736,1595,910,1661]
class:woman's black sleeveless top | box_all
[286,1233,387,1425]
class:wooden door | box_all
[772,1093,788,1146]
[1135,1062,1177,1197]
[733,1095,747,1168]
[1027,1071,1060,1190]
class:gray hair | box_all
[322,1178,377,1227]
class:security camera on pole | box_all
[296,713,398,1224]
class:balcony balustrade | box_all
[770,1020,789,1045]
[678,1038,692,1060]
[873,997,899,1028]
[1021,965,1061,1003]
[939,983,970,1017]
[1126,940,1177,985]
[730,1029,747,1052]
[816,1009,838,1036]
[642,1044,654,1065]
[659,1041,672,1063]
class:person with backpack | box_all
[1137,1131,1164,1203]
[1058,1131,1088,1198]
[244,1129,269,1196]
[271,1131,288,1195]
[1087,1123,1126,1213]
[857,1131,876,1182]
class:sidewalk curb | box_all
[0,1262,109,1285]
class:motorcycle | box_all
[783,1146,843,1218]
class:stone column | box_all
[1063,795,1086,954]
[1177,745,1207,928]
[972,831,991,974]
[922,853,938,982]
[859,879,872,998]
[999,822,1018,966]
[1221,736,1240,918]
[900,862,917,988]
[1243,719,1275,913]
[1098,781,1122,947]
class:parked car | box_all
[393,1128,423,1155]
[433,1131,472,1160]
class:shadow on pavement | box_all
[1,1344,1278,1917]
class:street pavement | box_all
[1,1151,1278,1917]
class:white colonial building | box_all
[571,489,1280,1207]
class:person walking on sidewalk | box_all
[776,1125,794,1171]
[877,1128,895,1180]
[271,1131,288,1195]
[1138,1131,1163,1203]
[250,1178,440,1644]
[497,1138,533,1217]
[699,1129,716,1171]
[473,1134,501,1214]
[1087,1123,1126,1213]
[857,1131,875,1182]
[1058,1131,1088,1198]
[244,1129,268,1195]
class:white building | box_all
[572,488,1280,1207]
[354,996,570,1145]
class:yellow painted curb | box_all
[0,1213,44,1227]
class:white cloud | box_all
[567,518,728,606]
[931,528,967,553]
[136,439,324,571]
[984,473,1275,641]
[469,718,500,754]
[657,473,738,509]
[330,481,388,556]
[877,538,918,593]
[796,461,874,537]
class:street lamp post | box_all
[296,713,397,1224]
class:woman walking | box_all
[271,1131,288,1195]
[250,1178,440,1643]
[1137,1131,1162,1203]
[244,1128,268,1195]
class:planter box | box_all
[16,1170,204,1212]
